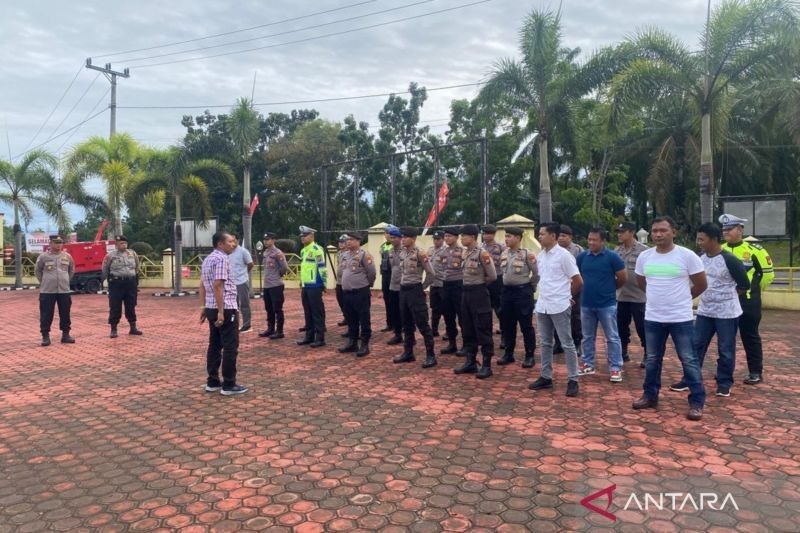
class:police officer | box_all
[439,227,464,355]
[615,221,649,368]
[335,235,348,329]
[338,232,377,357]
[297,226,327,348]
[498,227,538,368]
[379,225,398,332]
[259,232,288,339]
[102,235,142,338]
[454,224,498,378]
[386,228,404,345]
[35,235,75,346]
[481,224,506,341]
[720,214,775,385]
[428,230,446,336]
[393,227,437,368]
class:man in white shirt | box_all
[229,236,254,333]
[528,223,584,397]
[633,216,707,421]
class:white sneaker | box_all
[239,326,252,334]
[609,370,623,383]
[578,363,595,375]
[205,384,222,392]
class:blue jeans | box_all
[643,320,706,408]
[693,315,739,389]
[581,306,623,372]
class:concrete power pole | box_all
[85,59,129,138]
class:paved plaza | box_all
[0,289,798,532]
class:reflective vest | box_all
[300,242,327,288]
[721,240,774,298]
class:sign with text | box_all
[25,232,77,253]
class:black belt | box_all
[463,284,488,291]
[400,283,422,290]
[503,283,532,289]
[343,287,368,293]
[109,276,136,281]
[443,280,463,287]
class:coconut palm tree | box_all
[65,133,141,235]
[37,169,106,238]
[128,146,235,295]
[227,98,261,252]
[0,149,58,287]
[609,0,798,222]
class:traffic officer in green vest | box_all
[297,225,328,348]
[719,214,775,385]
[101,235,142,338]
[379,225,398,332]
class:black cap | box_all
[263,232,276,239]
[559,225,574,236]
[115,235,128,242]
[617,222,636,232]
[400,226,419,238]
[481,224,497,234]
[460,224,480,236]
[346,231,362,241]
[432,230,444,239]
[443,227,460,236]
[506,226,523,237]
[49,235,64,243]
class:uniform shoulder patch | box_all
[480,250,492,264]
[419,251,429,263]
[528,253,537,262]
[750,243,764,250]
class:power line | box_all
[57,88,111,154]
[12,108,108,160]
[47,73,101,142]
[118,82,483,110]
[133,0,494,69]
[93,0,377,58]
[20,64,84,156]
[120,0,433,64]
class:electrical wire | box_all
[13,108,108,160]
[20,64,84,156]
[56,88,112,154]
[46,73,102,143]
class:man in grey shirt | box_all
[229,236,254,333]
[615,221,649,368]
[35,235,75,346]
[337,232,377,357]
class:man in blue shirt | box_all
[229,236,254,333]
[576,227,627,382]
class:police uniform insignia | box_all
[420,253,429,263]
[366,255,373,264]
[528,253,537,263]
[481,251,491,264]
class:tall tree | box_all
[227,98,261,252]
[38,169,105,237]
[0,149,58,287]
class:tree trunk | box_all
[13,203,22,289]
[173,194,183,296]
[538,139,552,223]
[242,165,253,297]
[699,112,714,223]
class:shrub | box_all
[275,239,297,254]
[130,242,154,257]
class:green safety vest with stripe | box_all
[721,240,774,298]
[300,242,327,288]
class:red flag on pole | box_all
[424,181,450,229]
[249,194,260,216]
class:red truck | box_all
[43,221,116,293]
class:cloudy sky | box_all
[1,0,709,231]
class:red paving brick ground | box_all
[0,289,798,532]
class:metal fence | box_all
[1,257,35,277]
[769,267,799,293]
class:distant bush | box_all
[275,239,297,254]
[130,242,154,257]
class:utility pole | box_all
[85,59,129,138]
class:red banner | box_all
[424,181,450,229]
[249,194,260,216]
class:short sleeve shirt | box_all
[535,245,580,314]
[201,249,238,310]
[635,245,704,323]
[576,249,625,309]
[228,246,253,285]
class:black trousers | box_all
[39,293,71,335]
[381,268,392,326]
[461,285,493,357]
[617,301,646,354]
[301,287,326,337]
[430,286,443,333]
[344,287,372,341]
[554,294,582,353]
[442,280,463,342]
[500,284,536,355]
[205,309,239,387]
[335,284,345,315]
[400,284,434,353]
[263,285,285,332]
[487,275,503,328]
[739,294,763,374]
[108,278,138,326]
[387,289,402,337]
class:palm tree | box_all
[0,149,58,287]
[65,133,141,235]
[128,146,235,295]
[477,7,628,223]
[609,0,798,222]
[37,169,106,238]
[227,98,261,252]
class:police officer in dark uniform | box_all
[385,229,404,345]
[393,227,437,368]
[439,227,464,355]
[481,224,505,340]
[335,234,348,328]
[428,230,446,336]
[379,225,399,332]
[498,227,538,368]
[454,224,497,379]
[102,235,142,338]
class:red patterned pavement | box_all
[0,289,798,532]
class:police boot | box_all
[393,338,416,363]
[440,341,458,355]
[422,348,437,369]
[356,340,370,358]
[310,333,326,348]
[110,325,118,339]
[455,347,468,357]
[497,350,515,366]
[453,352,478,374]
[476,353,493,379]
[41,334,51,347]
[129,323,143,336]
[269,328,284,340]
[338,338,357,353]
[386,335,403,345]
[259,323,275,338]
[522,351,536,368]
[60,331,75,344]
[296,333,314,345]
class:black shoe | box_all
[386,336,403,346]
[495,329,502,335]
[622,353,630,362]
[380,325,393,332]
[743,373,762,385]
[499,340,506,350]
[259,329,275,338]
[393,352,415,364]
[716,386,731,397]
[566,379,579,397]
[221,384,249,396]
[422,354,437,368]
[528,377,553,390]
[639,359,646,369]
[522,353,535,368]
[337,320,348,326]
[440,343,458,355]
[442,334,449,342]
[296,337,313,346]
[687,407,703,421]
[453,354,478,374]
[110,327,118,339]
[129,324,143,335]
[310,336,326,348]
[497,352,515,366]
[432,330,439,337]
[41,335,51,347]
[61,334,75,344]
[298,326,308,332]
[669,380,688,392]
[476,357,493,379]
[632,396,658,410]
[338,339,357,353]
[455,349,467,357]
[269,332,284,340]
[356,341,370,357]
